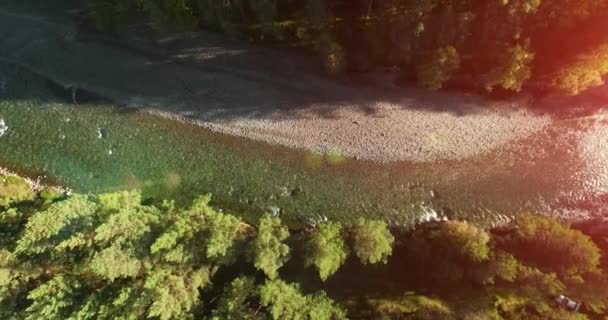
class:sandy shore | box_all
[0,6,552,163]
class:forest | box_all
[81,0,608,96]
[1,173,608,319]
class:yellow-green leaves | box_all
[252,215,290,279]
[506,215,601,277]
[211,276,259,320]
[25,275,79,320]
[15,195,97,254]
[350,218,394,264]
[144,266,210,320]
[485,43,534,92]
[259,279,346,320]
[150,194,242,264]
[97,190,142,212]
[0,175,33,208]
[550,44,608,95]
[89,246,142,281]
[305,222,348,281]
[437,220,491,263]
[417,46,461,90]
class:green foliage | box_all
[15,195,97,254]
[305,222,348,281]
[203,205,242,260]
[416,46,460,90]
[0,175,34,208]
[471,251,521,285]
[252,214,290,279]
[4,175,608,319]
[437,221,491,263]
[139,0,197,31]
[259,279,346,320]
[97,190,142,211]
[211,276,261,320]
[406,221,495,287]
[550,44,608,95]
[39,187,63,203]
[89,245,142,281]
[150,194,242,264]
[350,218,394,264]
[25,275,80,320]
[485,43,535,92]
[77,0,608,96]
[516,265,566,296]
[504,215,601,277]
[144,266,211,320]
[489,251,521,282]
[84,0,139,32]
[373,295,454,320]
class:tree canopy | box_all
[251,214,290,279]
[305,221,349,281]
[2,173,608,319]
[350,218,395,264]
[501,215,601,277]
[80,0,608,96]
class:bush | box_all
[350,218,394,264]
[139,0,197,31]
[305,222,349,281]
[39,187,63,203]
[550,44,608,95]
[0,175,34,207]
[434,221,491,264]
[485,43,535,92]
[503,215,601,277]
[259,279,347,320]
[84,0,139,32]
[252,214,290,279]
[416,46,461,90]
[374,295,454,320]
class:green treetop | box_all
[305,222,349,281]
[252,214,290,279]
[350,218,394,264]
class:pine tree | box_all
[350,218,394,264]
[305,222,348,281]
[251,214,290,279]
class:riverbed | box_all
[1,62,607,226]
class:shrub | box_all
[211,276,260,320]
[350,218,394,264]
[503,215,601,277]
[305,222,349,281]
[84,0,138,32]
[550,44,608,95]
[139,0,197,31]
[374,295,454,320]
[39,187,63,203]
[0,175,33,207]
[259,279,347,320]
[485,43,535,92]
[435,221,491,264]
[416,46,460,90]
[252,214,290,279]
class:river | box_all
[1,62,607,226]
